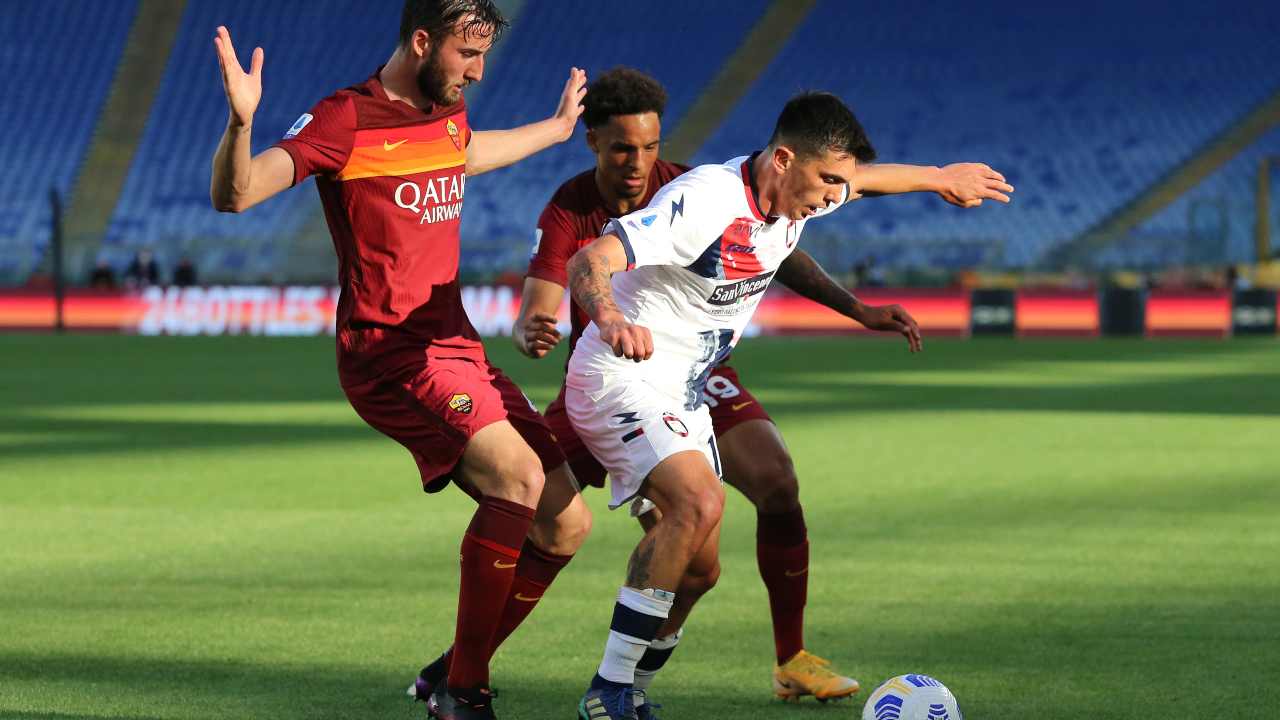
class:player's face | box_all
[587,113,662,201]
[775,148,856,221]
[414,18,494,106]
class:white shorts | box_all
[565,374,721,510]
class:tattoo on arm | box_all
[776,250,861,318]
[625,533,657,588]
[567,248,622,321]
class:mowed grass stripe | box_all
[1,335,1277,719]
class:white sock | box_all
[596,587,674,684]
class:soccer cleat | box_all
[408,650,453,703]
[408,675,432,702]
[772,650,860,703]
[578,685,639,720]
[427,680,497,720]
[632,689,662,720]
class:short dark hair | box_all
[768,92,876,163]
[399,0,508,47]
[582,67,668,129]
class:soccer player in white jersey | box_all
[567,92,885,719]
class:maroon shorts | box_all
[342,355,565,494]
[543,362,772,489]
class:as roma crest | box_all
[446,119,462,151]
[448,393,473,414]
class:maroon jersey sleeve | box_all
[274,94,356,186]
[657,160,693,182]
[526,200,580,287]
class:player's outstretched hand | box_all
[214,26,263,128]
[552,67,588,141]
[936,163,1014,208]
[599,318,653,362]
[853,303,923,353]
[517,312,562,359]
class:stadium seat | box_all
[101,0,770,281]
[1126,126,1280,267]
[101,0,395,281]
[8,1,1279,283]
[694,0,1280,269]
[0,0,136,282]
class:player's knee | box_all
[702,560,722,592]
[747,451,800,514]
[500,455,545,507]
[680,483,725,537]
[680,559,721,600]
[463,433,546,506]
[555,496,593,554]
[529,497,591,556]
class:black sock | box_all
[422,648,452,684]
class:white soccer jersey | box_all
[568,154,848,410]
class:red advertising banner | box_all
[0,287,341,335]
[1145,290,1232,338]
[1,287,1258,339]
[1,286,974,338]
[751,288,970,337]
[1015,290,1100,337]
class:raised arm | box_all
[210,26,294,212]
[565,235,652,361]
[512,277,564,359]
[775,249,922,352]
[466,68,587,176]
[857,163,1014,207]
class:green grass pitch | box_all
[1,334,1278,719]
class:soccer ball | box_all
[861,674,962,720]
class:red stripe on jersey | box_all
[720,219,765,280]
[465,532,522,559]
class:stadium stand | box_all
[7,1,1280,284]
[97,0,769,281]
[0,0,137,283]
[100,0,395,282]
[694,0,1280,270]
[1117,126,1280,268]
[459,0,773,275]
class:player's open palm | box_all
[553,67,588,140]
[855,303,923,353]
[599,318,653,362]
[936,163,1014,208]
[214,26,263,127]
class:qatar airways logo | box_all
[395,172,466,224]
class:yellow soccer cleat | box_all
[772,650,861,703]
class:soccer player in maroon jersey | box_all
[512,69,1012,714]
[209,3,595,718]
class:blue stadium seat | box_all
[13,1,1279,283]
[694,0,1280,269]
[461,0,772,272]
[1126,126,1280,267]
[102,0,396,281]
[0,0,136,282]
[103,0,768,281]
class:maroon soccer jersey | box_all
[275,70,479,380]
[526,159,689,356]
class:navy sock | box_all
[590,673,631,691]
